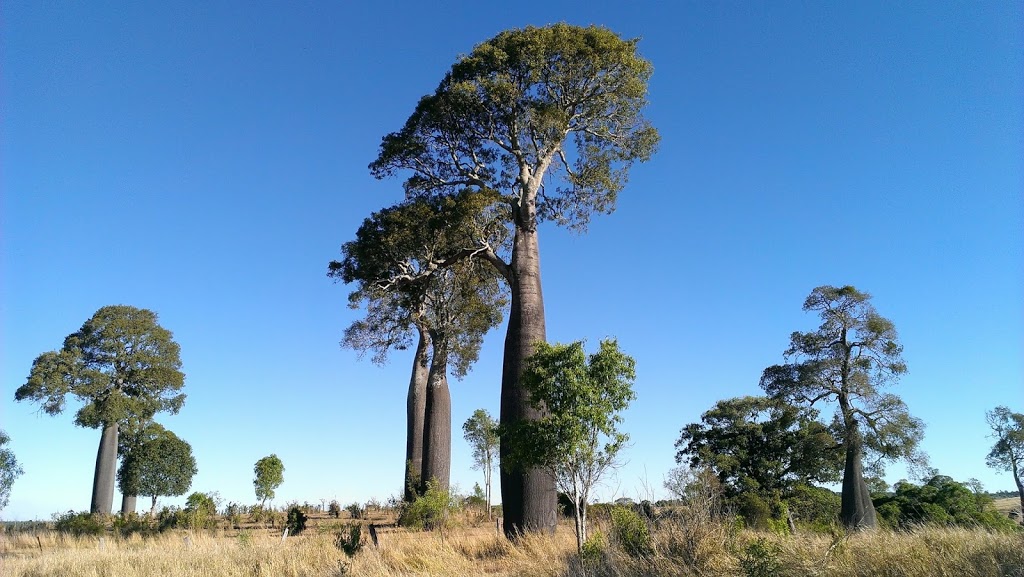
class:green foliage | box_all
[787,484,841,532]
[464,483,487,508]
[675,396,843,500]
[580,532,607,564]
[118,423,196,508]
[610,506,653,558]
[253,454,285,506]
[740,537,782,577]
[15,306,186,429]
[0,430,24,511]
[182,491,218,529]
[399,479,460,530]
[53,511,105,536]
[874,475,1020,531]
[223,501,244,528]
[112,512,153,536]
[334,523,363,557]
[286,506,308,535]
[985,407,1023,493]
[328,500,341,518]
[345,502,364,520]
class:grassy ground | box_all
[2,514,1022,577]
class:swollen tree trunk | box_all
[421,334,451,493]
[90,421,119,515]
[499,223,557,537]
[840,424,877,530]
[404,327,430,501]
[121,494,137,515]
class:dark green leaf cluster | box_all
[14,305,186,428]
[875,475,1020,531]
[117,422,196,502]
[462,409,499,472]
[985,406,1023,474]
[253,454,285,505]
[0,430,24,511]
[675,396,842,498]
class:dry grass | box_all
[2,519,1022,577]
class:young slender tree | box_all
[253,454,285,507]
[504,339,636,554]
[369,24,659,535]
[14,306,186,515]
[760,286,926,530]
[0,430,24,512]
[330,192,507,497]
[985,406,1024,517]
[463,409,499,518]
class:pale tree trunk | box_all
[574,497,588,556]
[485,456,492,520]
[1012,455,1023,521]
[404,327,430,501]
[421,334,451,493]
[500,222,557,537]
[150,496,159,517]
[839,419,877,530]
[120,494,137,515]
[90,421,118,515]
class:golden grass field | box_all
[2,511,1022,577]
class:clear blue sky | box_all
[2,2,1021,520]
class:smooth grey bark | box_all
[150,495,159,517]
[404,327,430,502]
[421,334,451,493]
[499,223,557,537]
[90,422,118,515]
[120,494,137,515]
[839,422,877,530]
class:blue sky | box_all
[2,1,1021,519]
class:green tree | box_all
[463,409,499,519]
[118,423,197,515]
[253,454,285,507]
[874,475,1018,531]
[504,339,636,554]
[370,24,658,536]
[330,192,507,498]
[760,286,926,530]
[1,429,24,512]
[675,396,843,500]
[985,406,1024,516]
[14,306,186,515]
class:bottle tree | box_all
[15,305,186,515]
[369,24,659,535]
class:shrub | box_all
[286,505,308,535]
[399,479,459,530]
[223,502,244,528]
[183,492,218,529]
[53,511,105,536]
[334,523,363,557]
[611,505,653,558]
[112,512,152,536]
[345,502,364,520]
[740,537,782,577]
[328,500,341,518]
[581,532,607,564]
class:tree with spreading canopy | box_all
[463,408,499,518]
[369,23,658,535]
[503,339,636,554]
[14,305,186,515]
[253,454,285,507]
[675,395,843,500]
[329,191,507,497]
[760,286,926,531]
[0,430,24,512]
[117,422,197,516]
[985,406,1024,517]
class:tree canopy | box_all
[14,305,186,514]
[504,339,636,554]
[760,286,925,530]
[0,430,24,512]
[675,395,842,499]
[985,406,1024,515]
[254,454,285,506]
[463,408,499,518]
[118,423,197,515]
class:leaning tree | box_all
[330,191,507,497]
[985,406,1024,516]
[14,305,186,515]
[369,24,659,535]
[760,286,926,530]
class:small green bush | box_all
[399,479,459,530]
[740,537,782,577]
[328,500,342,518]
[334,523,363,557]
[112,512,152,536]
[345,502,364,520]
[581,532,607,563]
[53,511,105,536]
[611,505,653,558]
[286,505,308,535]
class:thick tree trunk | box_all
[404,327,430,501]
[421,335,451,493]
[120,494,137,515]
[1012,457,1023,521]
[840,426,877,530]
[90,421,118,515]
[499,224,557,537]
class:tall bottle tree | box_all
[330,191,507,497]
[369,24,659,535]
[760,286,926,530]
[14,305,186,515]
